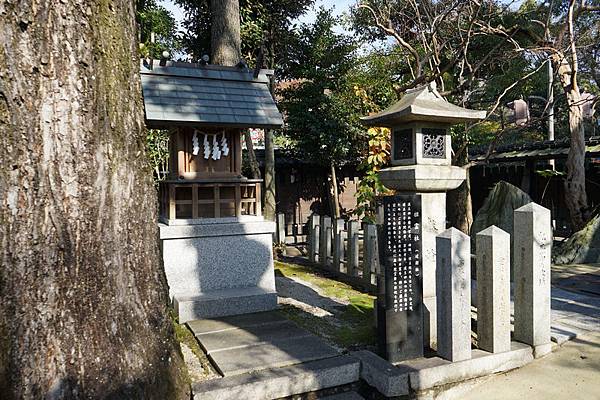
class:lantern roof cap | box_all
[361,82,486,127]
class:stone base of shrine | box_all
[159,217,277,323]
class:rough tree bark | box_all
[264,128,276,220]
[552,53,589,230]
[210,0,242,66]
[447,175,473,234]
[447,139,473,234]
[329,163,341,219]
[244,129,262,179]
[209,0,262,181]
[0,1,188,399]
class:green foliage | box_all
[145,129,170,183]
[278,9,365,167]
[136,0,180,59]
[354,127,390,222]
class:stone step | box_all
[319,391,365,400]
[197,320,312,354]
[192,355,360,400]
[209,335,340,376]
[188,310,287,335]
[174,287,277,323]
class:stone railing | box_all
[277,213,380,288]
[435,202,552,362]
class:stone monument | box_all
[362,82,485,350]
[376,194,423,362]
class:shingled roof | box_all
[140,60,284,129]
[361,82,486,126]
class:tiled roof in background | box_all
[140,60,284,129]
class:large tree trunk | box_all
[448,136,473,234]
[263,69,277,221]
[447,173,473,234]
[564,88,589,231]
[244,130,262,179]
[329,163,341,218]
[210,0,262,181]
[553,53,589,231]
[0,1,188,398]
[264,129,276,221]
[210,0,241,66]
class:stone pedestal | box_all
[159,216,277,322]
[379,164,465,350]
[513,203,552,357]
[476,226,511,353]
[436,228,472,362]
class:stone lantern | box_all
[362,82,485,351]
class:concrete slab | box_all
[187,311,286,335]
[197,321,311,354]
[460,332,600,400]
[208,335,340,376]
[192,355,360,400]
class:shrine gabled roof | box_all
[361,83,486,126]
[140,60,284,129]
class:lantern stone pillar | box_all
[362,83,485,350]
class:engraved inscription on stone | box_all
[422,128,446,158]
[384,200,421,312]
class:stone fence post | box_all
[276,213,286,244]
[436,228,472,362]
[309,214,320,263]
[333,219,346,272]
[363,224,378,285]
[347,220,360,277]
[513,202,552,358]
[476,225,511,353]
[319,216,332,267]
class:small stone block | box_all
[351,350,409,397]
[436,228,472,362]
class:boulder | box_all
[553,213,600,264]
[471,181,533,239]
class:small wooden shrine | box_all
[140,59,283,321]
[141,60,283,223]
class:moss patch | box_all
[170,312,214,376]
[275,261,376,350]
